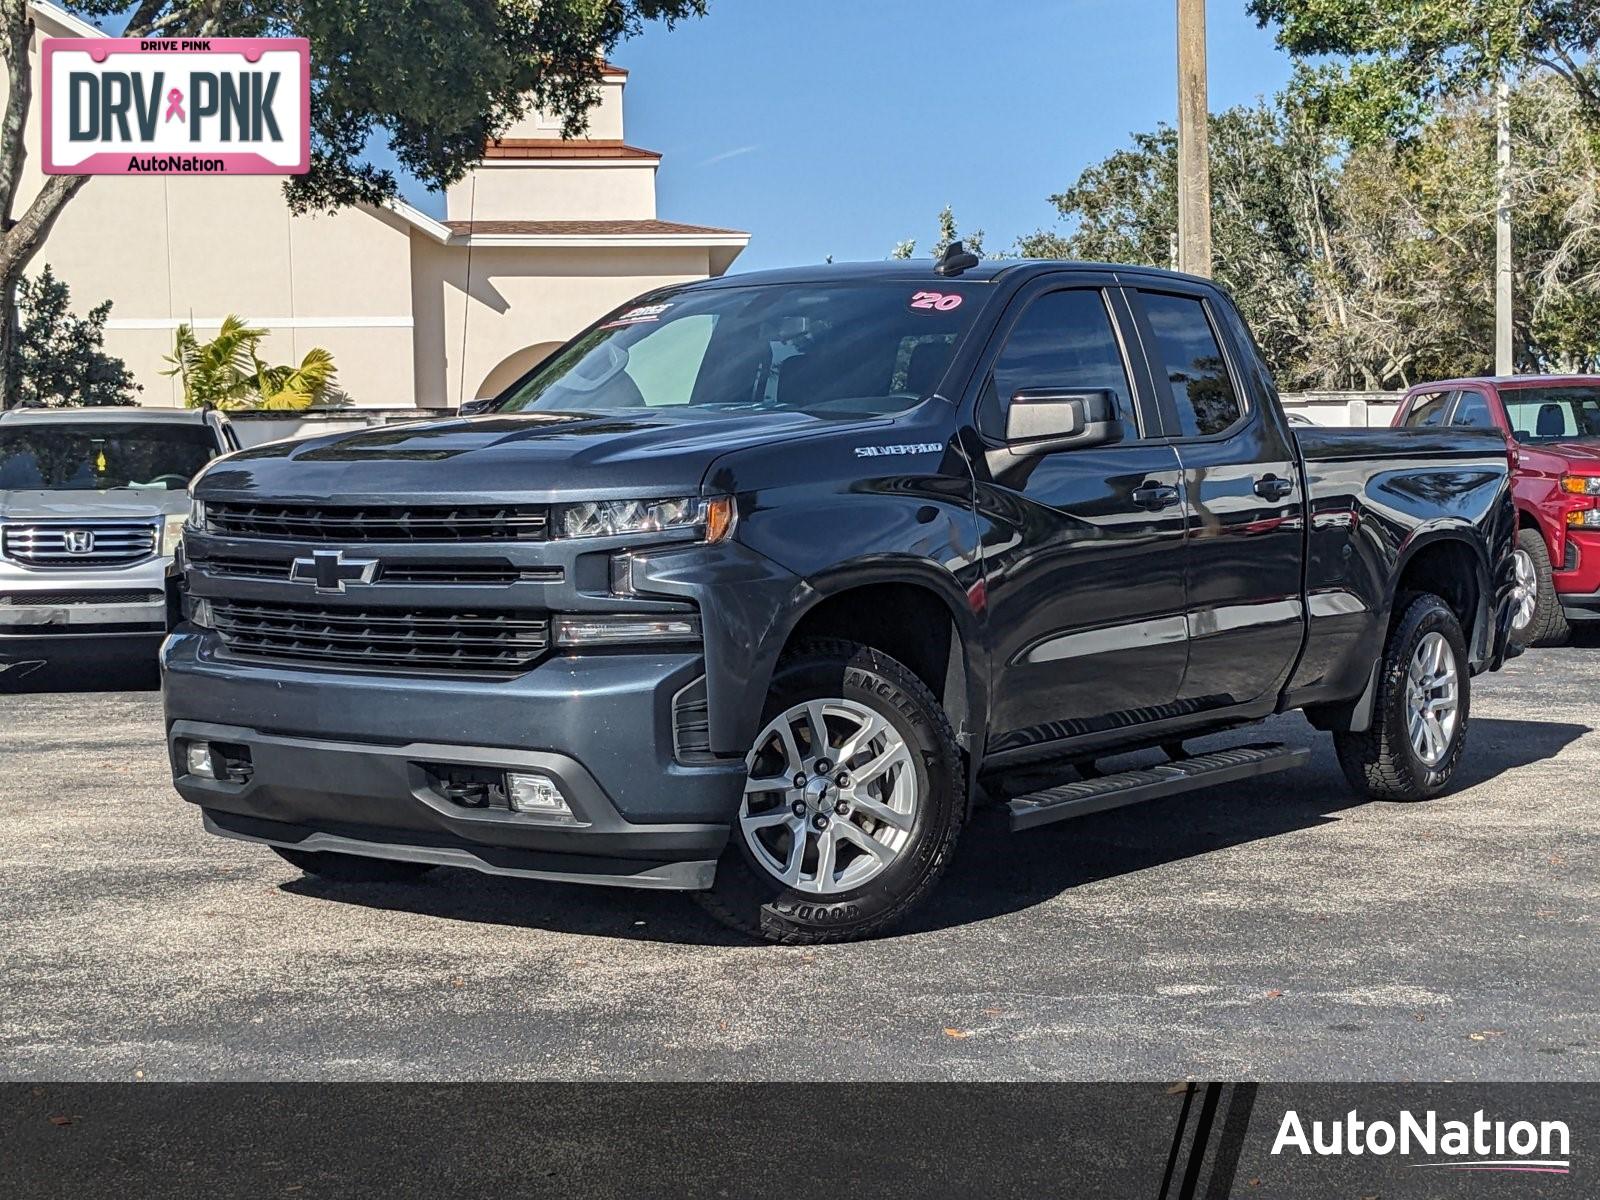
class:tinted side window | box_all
[1450,391,1496,430]
[1139,291,1243,437]
[989,289,1139,442]
[1404,391,1453,427]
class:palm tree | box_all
[162,316,338,410]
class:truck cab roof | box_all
[685,258,1218,292]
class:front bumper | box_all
[162,630,745,889]
[0,554,174,645]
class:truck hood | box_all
[198,410,884,503]
[0,488,188,521]
[1531,439,1600,467]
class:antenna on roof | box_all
[933,240,980,277]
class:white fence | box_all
[1280,392,1400,429]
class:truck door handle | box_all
[1131,482,1180,511]
[1254,474,1294,501]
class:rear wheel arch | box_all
[1392,533,1487,649]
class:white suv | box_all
[0,406,235,671]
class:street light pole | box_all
[1176,0,1212,277]
[1495,78,1514,376]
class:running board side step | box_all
[1006,743,1311,832]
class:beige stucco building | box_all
[13,2,748,409]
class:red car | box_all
[1395,375,1600,644]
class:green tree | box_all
[1247,0,1600,141]
[891,205,985,259]
[1015,100,1505,389]
[163,316,338,410]
[0,0,709,406]
[9,264,138,407]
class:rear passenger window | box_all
[988,289,1140,442]
[1139,291,1243,437]
[1450,391,1496,429]
[1404,391,1453,427]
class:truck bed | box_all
[1286,423,1515,711]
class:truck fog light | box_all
[507,772,579,824]
[186,741,216,779]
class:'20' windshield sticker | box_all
[909,291,963,312]
[601,302,673,329]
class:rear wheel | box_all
[1334,593,1470,801]
[1511,527,1570,648]
[272,846,436,883]
[695,639,965,944]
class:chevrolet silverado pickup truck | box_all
[1,405,236,674]
[1394,375,1600,647]
[163,250,1518,942]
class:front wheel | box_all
[1334,593,1470,801]
[695,639,965,944]
[1511,527,1571,648]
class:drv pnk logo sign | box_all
[41,38,309,175]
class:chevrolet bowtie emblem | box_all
[289,549,380,593]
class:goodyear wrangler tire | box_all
[695,638,965,944]
[1334,593,1470,802]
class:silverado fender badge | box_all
[289,549,380,593]
[853,442,944,458]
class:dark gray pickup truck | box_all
[162,250,1517,942]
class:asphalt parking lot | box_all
[2,638,1596,1082]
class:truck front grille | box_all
[1,522,157,567]
[204,502,549,543]
[196,554,547,586]
[210,598,549,674]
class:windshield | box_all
[1503,386,1600,444]
[495,281,984,419]
[0,422,218,491]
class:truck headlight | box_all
[552,614,702,647]
[1561,475,1600,496]
[188,497,208,531]
[160,513,188,555]
[556,496,735,542]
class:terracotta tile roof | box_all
[483,138,660,160]
[446,219,748,238]
[600,60,628,76]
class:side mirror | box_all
[459,397,497,416]
[1005,388,1123,453]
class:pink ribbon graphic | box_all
[164,88,184,123]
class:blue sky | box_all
[397,0,1296,273]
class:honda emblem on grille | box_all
[63,530,95,554]
[289,549,380,593]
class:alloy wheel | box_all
[1405,631,1459,768]
[738,698,917,894]
[1511,547,1538,633]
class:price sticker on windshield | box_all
[601,302,673,329]
[909,291,963,312]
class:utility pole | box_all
[1176,0,1212,277]
[1495,78,1513,376]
